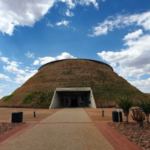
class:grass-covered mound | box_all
[0,59,149,107]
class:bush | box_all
[4,94,15,102]
[117,97,133,123]
[39,74,44,78]
[137,100,150,123]
[22,91,54,106]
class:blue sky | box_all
[0,0,150,98]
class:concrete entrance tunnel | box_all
[49,87,96,109]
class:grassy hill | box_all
[0,59,149,107]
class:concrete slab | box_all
[55,87,92,91]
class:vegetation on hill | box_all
[4,94,15,102]
[22,91,53,106]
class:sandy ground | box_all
[85,108,135,122]
[0,107,135,123]
[0,108,59,123]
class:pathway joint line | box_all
[36,122,93,124]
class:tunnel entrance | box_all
[49,87,96,109]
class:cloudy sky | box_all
[0,0,150,98]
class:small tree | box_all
[130,108,145,128]
[137,100,150,123]
[117,97,133,123]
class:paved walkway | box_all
[0,108,115,150]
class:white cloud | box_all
[33,52,76,65]
[0,73,11,81]
[59,0,76,9]
[47,21,54,27]
[76,0,99,9]
[4,61,25,74]
[58,0,99,9]
[0,57,10,64]
[38,57,56,65]
[98,34,150,77]
[14,70,37,83]
[90,11,150,36]
[56,52,76,60]
[0,0,99,35]
[129,78,150,93]
[123,29,143,40]
[92,11,150,93]
[97,33,150,92]
[33,60,40,65]
[0,55,37,84]
[25,51,34,58]
[0,0,56,35]
[66,9,74,17]
[56,20,70,26]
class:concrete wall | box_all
[88,90,96,108]
[50,91,61,109]
[49,87,96,109]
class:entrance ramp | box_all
[49,87,96,109]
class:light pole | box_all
[102,108,104,117]
[116,104,120,122]
[33,110,36,118]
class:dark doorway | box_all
[71,98,78,107]
[57,91,90,108]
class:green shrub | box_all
[23,92,38,104]
[117,97,133,123]
[137,100,150,123]
[4,94,15,102]
[22,91,54,106]
[39,74,44,78]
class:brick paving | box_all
[41,108,91,123]
[0,108,115,150]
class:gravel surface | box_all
[0,122,25,135]
[108,122,150,150]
